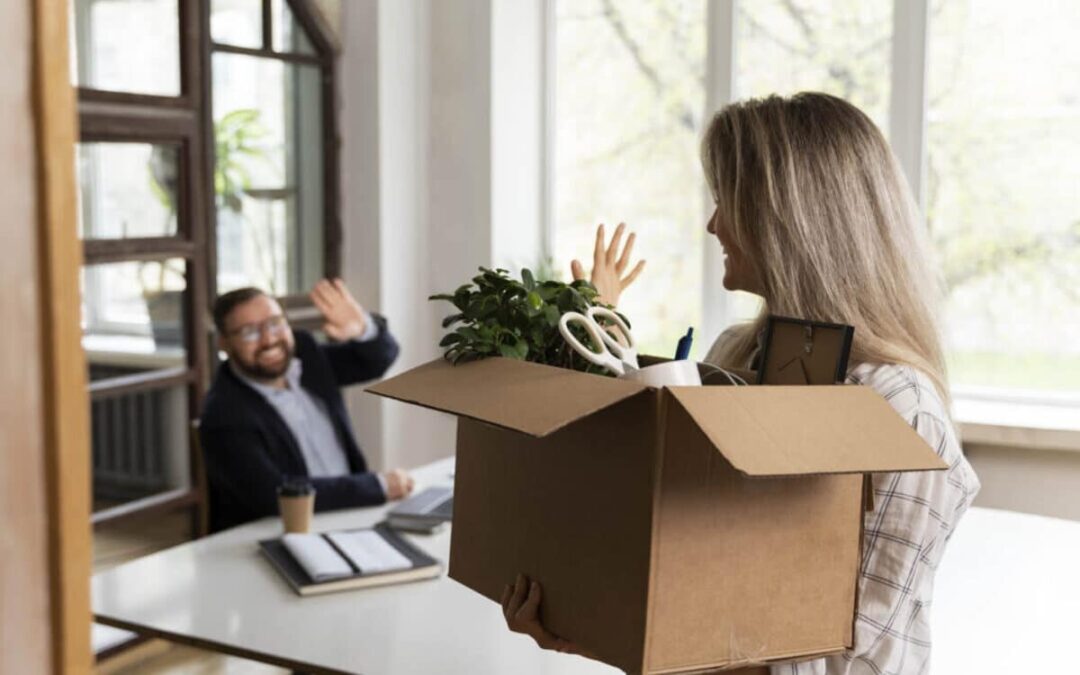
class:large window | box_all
[735,0,893,129]
[553,0,707,358]
[71,0,339,529]
[211,0,331,295]
[729,0,893,324]
[927,0,1080,395]
[71,0,182,96]
[552,0,1080,401]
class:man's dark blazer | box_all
[199,316,399,532]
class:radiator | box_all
[90,365,188,504]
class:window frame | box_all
[74,0,341,530]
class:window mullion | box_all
[540,0,556,264]
[889,0,930,211]
[262,0,273,51]
[702,0,737,339]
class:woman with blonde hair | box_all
[502,92,981,675]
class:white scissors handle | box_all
[586,307,639,370]
[558,312,627,376]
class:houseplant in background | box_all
[138,259,186,347]
[211,108,283,295]
[142,147,184,347]
[429,267,631,374]
[141,108,276,346]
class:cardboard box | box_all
[369,357,946,673]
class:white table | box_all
[93,457,617,674]
[931,506,1080,673]
[94,459,1080,674]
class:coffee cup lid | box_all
[278,476,314,497]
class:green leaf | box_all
[526,291,542,310]
[464,298,486,319]
[522,268,536,291]
[543,305,560,326]
[439,333,463,347]
[441,313,464,328]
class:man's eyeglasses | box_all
[227,315,289,343]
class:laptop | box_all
[386,486,453,534]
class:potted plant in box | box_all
[429,267,631,375]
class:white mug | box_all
[621,360,702,387]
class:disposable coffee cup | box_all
[621,360,702,388]
[277,477,315,534]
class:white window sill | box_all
[954,393,1080,453]
[83,333,185,370]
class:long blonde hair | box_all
[702,92,950,405]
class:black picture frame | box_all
[757,315,855,385]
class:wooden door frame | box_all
[19,1,341,669]
[32,0,93,671]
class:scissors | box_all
[558,307,639,376]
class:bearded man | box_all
[199,279,412,532]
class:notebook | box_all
[259,523,441,596]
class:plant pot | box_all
[144,290,184,348]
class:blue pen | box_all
[674,327,694,360]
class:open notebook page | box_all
[326,530,412,574]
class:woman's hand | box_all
[502,574,762,670]
[571,223,646,307]
[501,574,586,655]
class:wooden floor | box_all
[97,640,287,675]
[93,511,287,675]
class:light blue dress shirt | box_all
[231,314,385,492]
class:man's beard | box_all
[232,340,295,381]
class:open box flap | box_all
[666,385,949,476]
[367,357,648,437]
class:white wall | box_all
[491,0,545,270]
[967,444,1080,522]
[339,0,546,471]
[339,0,448,472]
